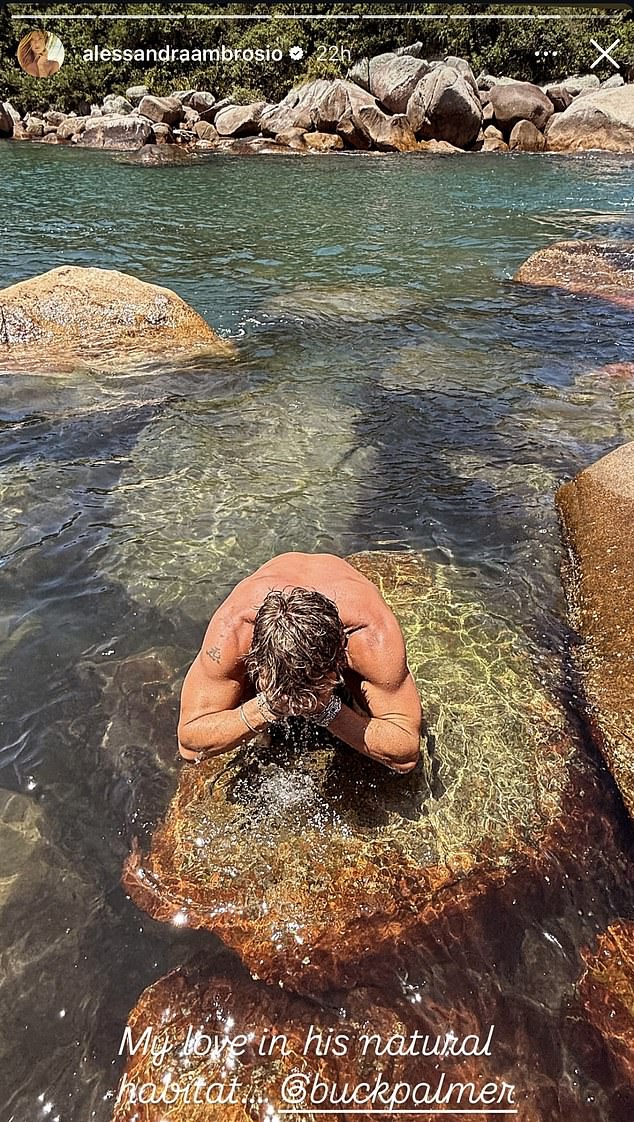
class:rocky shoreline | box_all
[2,46,634,157]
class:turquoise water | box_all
[1,142,634,1121]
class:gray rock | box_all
[259,80,334,135]
[77,114,153,150]
[90,104,102,117]
[395,41,425,60]
[444,56,478,94]
[407,66,482,148]
[103,94,134,115]
[126,84,150,105]
[509,119,546,151]
[309,79,375,132]
[214,101,266,138]
[171,89,197,104]
[544,85,573,114]
[477,73,519,91]
[602,73,625,89]
[183,106,200,125]
[559,74,601,96]
[44,110,65,126]
[25,116,45,138]
[198,96,232,123]
[188,90,216,113]
[546,85,634,152]
[348,52,430,114]
[193,120,219,142]
[57,115,89,141]
[138,95,184,126]
[489,82,554,131]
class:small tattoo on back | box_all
[206,646,221,663]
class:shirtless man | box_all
[178,553,422,773]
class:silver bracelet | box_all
[313,693,342,727]
[239,703,259,734]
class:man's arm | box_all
[177,614,267,760]
[328,621,422,773]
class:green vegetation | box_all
[0,3,632,115]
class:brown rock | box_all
[509,119,546,152]
[545,85,634,153]
[482,135,509,152]
[193,119,219,142]
[356,106,417,151]
[214,101,266,138]
[187,90,215,113]
[151,123,174,144]
[0,265,233,370]
[112,957,537,1122]
[303,130,344,152]
[138,95,184,127]
[77,114,153,150]
[407,66,482,148]
[544,84,573,113]
[489,81,554,131]
[349,51,431,114]
[122,551,575,989]
[578,922,634,1084]
[274,126,307,150]
[260,79,335,135]
[416,138,462,154]
[556,443,634,817]
[0,103,15,135]
[514,240,634,309]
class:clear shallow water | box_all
[1,143,633,1121]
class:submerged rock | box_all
[122,551,575,989]
[111,956,540,1122]
[514,240,634,309]
[577,921,634,1090]
[556,442,634,817]
[0,265,234,371]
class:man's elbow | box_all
[386,734,421,774]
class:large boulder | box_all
[545,86,634,152]
[303,130,344,151]
[214,101,266,138]
[544,84,573,113]
[0,102,15,135]
[103,93,134,115]
[509,119,546,152]
[0,265,233,369]
[259,79,335,135]
[123,551,575,989]
[138,94,184,127]
[514,240,634,309]
[348,51,430,113]
[125,84,149,105]
[356,106,418,151]
[407,66,482,148]
[76,114,152,150]
[488,81,554,132]
[556,443,634,818]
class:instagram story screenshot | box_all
[0,2,633,1121]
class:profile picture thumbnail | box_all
[17,29,64,78]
